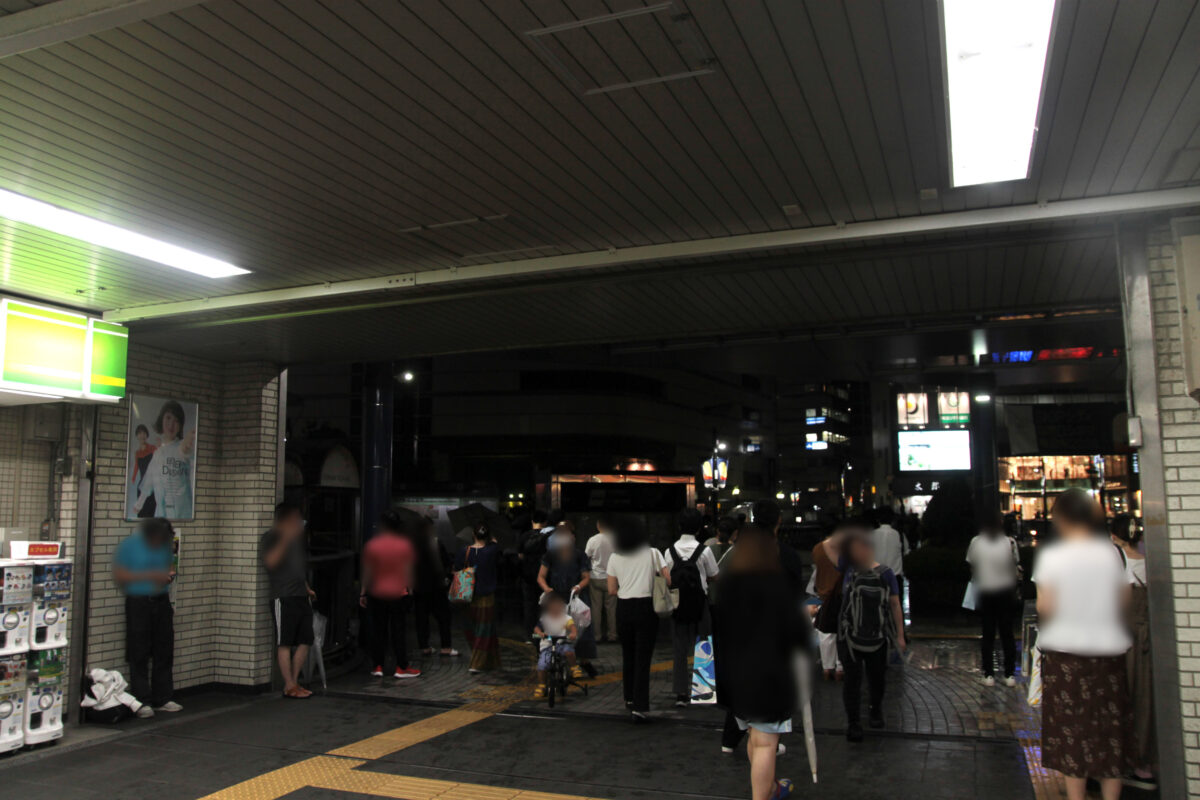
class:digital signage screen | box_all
[897,430,972,472]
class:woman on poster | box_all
[134,400,195,520]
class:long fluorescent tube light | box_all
[0,188,248,278]
[941,0,1056,187]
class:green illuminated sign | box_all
[0,298,127,401]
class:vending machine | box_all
[30,561,70,651]
[24,649,64,745]
[0,653,26,752]
[0,547,73,749]
[0,561,33,657]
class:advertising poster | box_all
[937,391,971,425]
[125,394,199,521]
[896,392,929,427]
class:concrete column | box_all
[1116,219,1185,798]
[969,376,998,516]
[869,379,891,507]
[361,362,394,544]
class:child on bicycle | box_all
[533,591,579,697]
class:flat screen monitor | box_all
[897,430,972,472]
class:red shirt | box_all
[363,534,415,600]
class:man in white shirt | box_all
[871,506,908,588]
[584,518,618,643]
[662,508,719,706]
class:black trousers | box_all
[415,590,452,650]
[722,710,746,750]
[368,596,411,669]
[617,597,658,712]
[838,640,887,723]
[125,595,174,707]
[978,589,1018,677]
[521,580,542,635]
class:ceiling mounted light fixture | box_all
[941,0,1056,187]
[0,188,247,278]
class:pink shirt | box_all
[364,534,414,600]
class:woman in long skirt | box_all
[455,524,502,673]
[1034,489,1134,800]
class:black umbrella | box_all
[448,503,516,549]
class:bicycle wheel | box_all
[547,672,557,708]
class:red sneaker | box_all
[394,667,421,679]
[370,665,383,677]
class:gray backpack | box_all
[839,566,894,660]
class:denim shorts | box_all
[538,644,574,670]
[735,717,793,735]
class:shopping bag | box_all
[567,589,592,631]
[448,548,476,604]
[961,580,978,612]
[1026,645,1043,707]
[651,549,678,618]
[690,636,716,703]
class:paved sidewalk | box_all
[327,630,1032,740]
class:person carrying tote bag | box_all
[448,546,476,604]
[605,516,670,722]
[454,524,501,673]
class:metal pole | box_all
[66,405,97,724]
[1115,220,1185,800]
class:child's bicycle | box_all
[535,634,588,708]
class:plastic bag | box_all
[568,590,592,631]
[1026,644,1043,707]
[961,580,978,612]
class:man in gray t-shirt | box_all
[260,503,314,698]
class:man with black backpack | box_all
[835,523,906,743]
[663,508,719,707]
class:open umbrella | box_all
[795,650,819,784]
[447,503,516,549]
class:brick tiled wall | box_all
[1149,225,1200,794]
[0,406,55,533]
[85,344,281,689]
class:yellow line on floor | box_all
[328,707,496,760]
[576,659,671,688]
[198,755,605,800]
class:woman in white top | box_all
[606,515,670,722]
[1111,514,1155,791]
[1034,489,1133,800]
[133,400,194,519]
[965,510,1020,686]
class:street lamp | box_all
[702,454,729,518]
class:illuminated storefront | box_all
[999,454,1134,523]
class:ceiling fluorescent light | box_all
[0,188,247,278]
[941,0,1056,187]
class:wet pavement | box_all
[0,619,1157,799]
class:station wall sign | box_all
[0,298,127,402]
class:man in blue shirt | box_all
[114,517,179,716]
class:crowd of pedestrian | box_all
[108,488,1160,800]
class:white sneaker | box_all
[135,705,155,719]
[1002,676,1017,688]
[981,676,996,687]
[155,701,183,712]
[721,745,734,754]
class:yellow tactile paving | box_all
[200,754,604,800]
[195,756,366,800]
[328,708,496,760]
